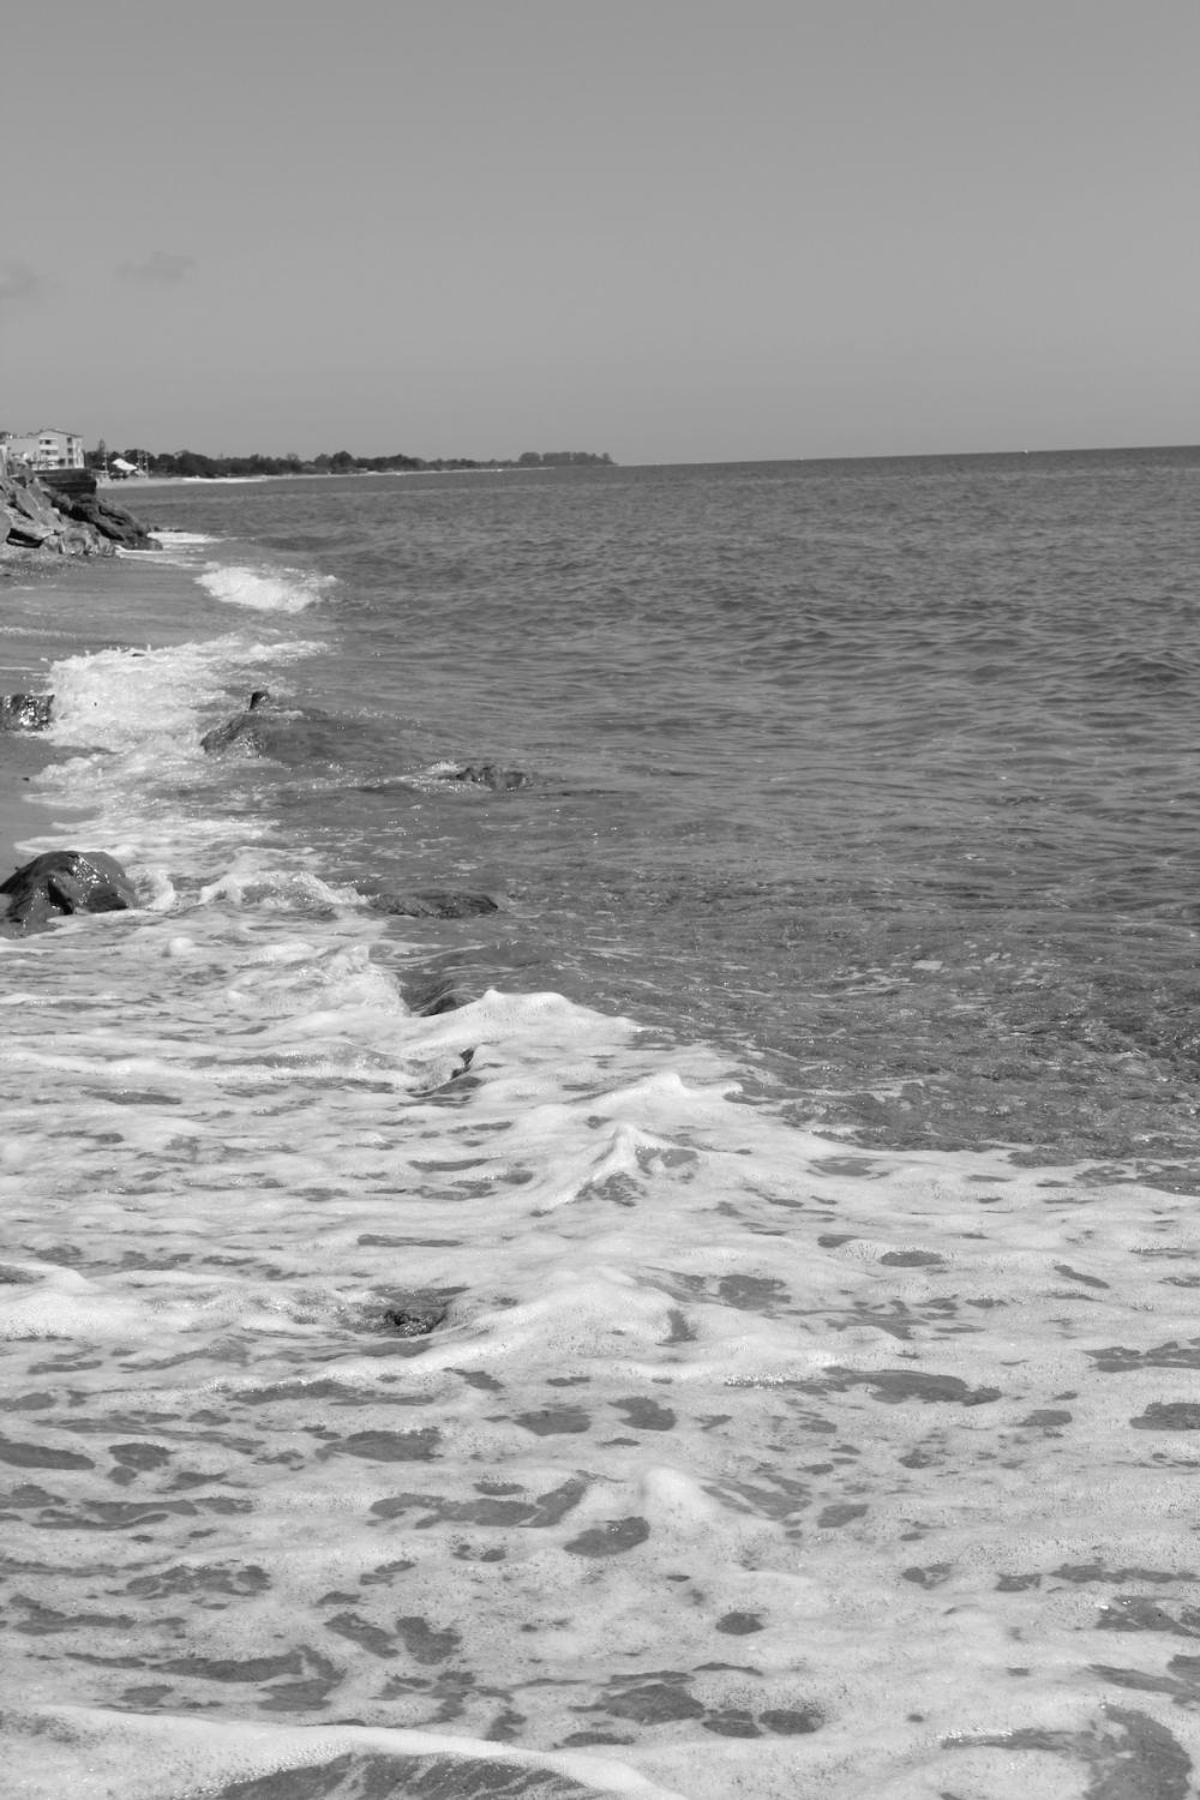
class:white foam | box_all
[198,561,337,612]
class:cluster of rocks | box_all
[0,471,156,557]
[2,684,530,930]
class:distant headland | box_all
[95,445,615,481]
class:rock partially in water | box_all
[445,764,533,791]
[1,850,138,930]
[49,491,158,550]
[404,973,471,1015]
[357,887,499,920]
[200,689,274,754]
[0,693,53,732]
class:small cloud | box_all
[0,261,46,309]
[117,250,196,287]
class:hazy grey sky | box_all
[3,0,1197,463]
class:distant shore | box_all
[98,465,570,489]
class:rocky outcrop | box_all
[47,488,158,550]
[1,850,138,930]
[0,470,155,557]
[0,693,53,732]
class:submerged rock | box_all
[1,850,138,930]
[199,689,273,754]
[0,693,53,732]
[445,764,533,791]
[356,886,499,920]
[404,973,471,1015]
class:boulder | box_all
[0,693,54,732]
[1,850,138,930]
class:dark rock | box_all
[200,691,275,754]
[376,1297,451,1337]
[358,887,498,919]
[446,764,533,791]
[48,491,158,550]
[1,472,118,558]
[1,851,138,930]
[5,515,55,548]
[0,693,53,732]
[199,693,356,764]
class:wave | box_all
[198,561,338,613]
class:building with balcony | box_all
[0,428,85,472]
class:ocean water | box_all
[3,450,1200,1799]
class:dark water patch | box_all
[372,1476,587,1529]
[13,1598,139,1636]
[716,1274,790,1311]
[109,1441,172,1471]
[816,1502,868,1528]
[0,1435,94,1471]
[161,1650,307,1684]
[801,1367,1002,1406]
[395,1616,461,1664]
[562,1516,650,1557]
[1056,1565,1194,1586]
[1098,1597,1200,1637]
[715,1611,764,1634]
[1092,1665,1194,1702]
[1130,1403,1200,1431]
[587,1675,704,1725]
[125,1563,270,1598]
[701,1709,763,1736]
[706,1474,810,1522]
[760,1707,823,1735]
[611,1396,676,1430]
[901,1564,954,1588]
[1055,1262,1110,1289]
[318,1429,441,1463]
[1090,1340,1200,1372]
[514,1408,591,1437]
[40,1498,201,1530]
[950,1706,1192,1799]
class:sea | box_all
[3,448,1200,1800]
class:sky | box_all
[2,0,1198,464]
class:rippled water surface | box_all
[4,449,1200,1800]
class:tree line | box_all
[86,445,614,480]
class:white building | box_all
[0,428,85,472]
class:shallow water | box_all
[3,452,1200,1798]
